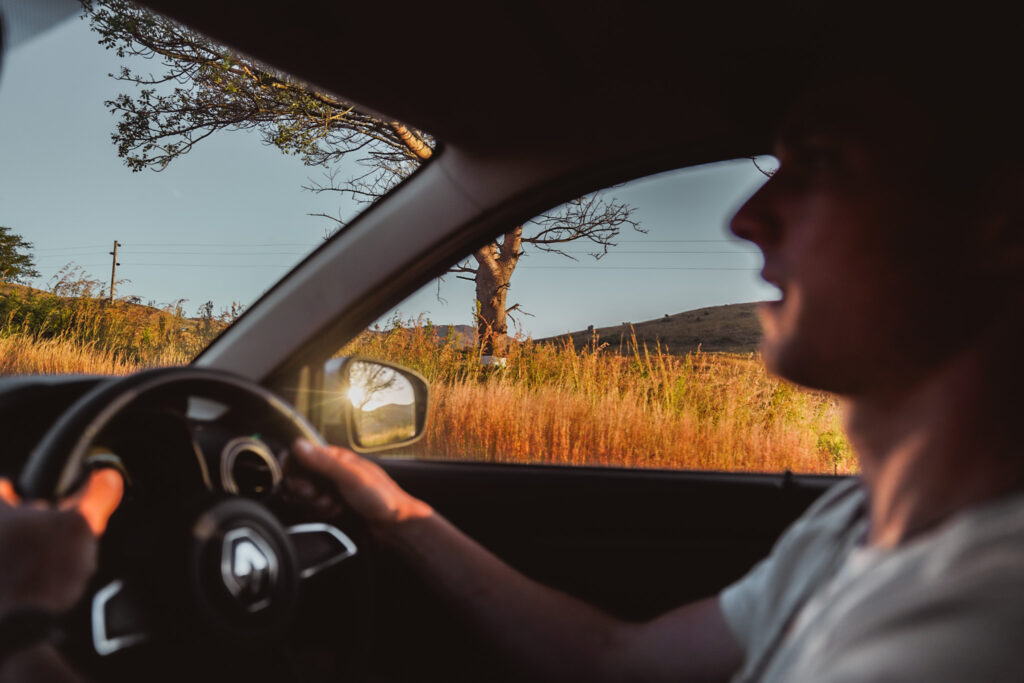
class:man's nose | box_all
[729,180,779,248]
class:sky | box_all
[0,11,344,313]
[0,8,778,341]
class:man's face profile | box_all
[730,76,985,398]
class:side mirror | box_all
[317,357,429,453]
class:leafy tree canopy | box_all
[0,226,40,284]
[85,0,643,355]
[84,0,431,201]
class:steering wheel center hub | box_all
[189,498,298,639]
[221,526,279,611]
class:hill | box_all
[431,324,476,348]
[0,279,230,368]
[540,301,766,355]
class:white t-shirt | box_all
[720,479,1024,682]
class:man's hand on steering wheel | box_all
[0,470,124,618]
[284,439,432,527]
[0,470,123,680]
[7,370,383,682]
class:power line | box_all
[43,262,757,271]
[34,250,756,261]
[110,251,310,256]
[118,239,745,246]
[34,239,743,251]
[32,242,320,252]
[34,255,110,260]
[47,263,294,269]
[34,253,306,259]
[521,266,759,271]
[125,242,320,247]
[539,250,759,255]
[33,245,109,252]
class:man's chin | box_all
[756,302,786,370]
[757,322,823,388]
[761,339,856,394]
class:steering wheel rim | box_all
[19,366,325,500]
[17,367,369,680]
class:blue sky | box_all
[396,161,778,339]
[0,9,777,340]
[0,12,343,312]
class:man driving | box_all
[3,9,1024,679]
[281,60,1024,681]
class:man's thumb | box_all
[70,469,124,535]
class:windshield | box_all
[0,1,433,374]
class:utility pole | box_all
[108,240,121,302]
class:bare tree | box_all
[85,0,643,356]
[448,195,639,357]
[348,361,402,411]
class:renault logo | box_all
[220,527,279,612]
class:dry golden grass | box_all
[423,379,846,473]
[0,333,140,375]
[0,299,855,475]
[0,267,227,372]
[345,320,857,475]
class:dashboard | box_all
[0,374,291,503]
[0,374,368,682]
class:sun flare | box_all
[347,385,366,407]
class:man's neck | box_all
[845,341,1024,549]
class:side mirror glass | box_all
[318,357,429,453]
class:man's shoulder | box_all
[719,479,868,656]
[812,494,1024,683]
[921,487,1024,577]
[801,477,865,522]
[777,478,866,551]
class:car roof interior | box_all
[137,0,1007,165]
[135,0,928,159]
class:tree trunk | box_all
[475,265,509,357]
[473,227,522,358]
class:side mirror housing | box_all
[317,357,429,453]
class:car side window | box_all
[340,160,854,475]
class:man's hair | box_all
[796,36,1024,208]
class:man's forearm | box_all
[374,511,633,681]
[287,442,742,680]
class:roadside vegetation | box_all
[344,318,855,475]
[0,267,231,373]
[0,281,854,475]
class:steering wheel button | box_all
[92,579,148,656]
[286,523,358,579]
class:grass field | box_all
[0,282,855,475]
[0,269,228,370]
[344,319,855,474]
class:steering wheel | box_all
[18,367,369,682]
